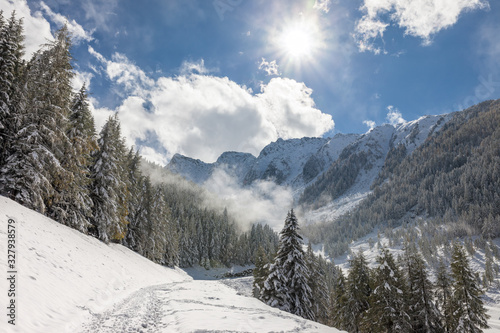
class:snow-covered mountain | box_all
[167,134,359,192]
[168,113,452,205]
[0,196,341,333]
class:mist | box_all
[140,160,294,232]
[202,167,294,232]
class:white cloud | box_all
[386,105,406,125]
[0,0,53,59]
[313,0,332,13]
[355,0,489,52]
[203,168,294,230]
[89,46,154,97]
[259,58,280,76]
[88,96,114,131]
[257,77,334,139]
[139,146,168,166]
[40,1,94,44]
[363,120,376,130]
[88,51,334,163]
[179,59,214,75]
[72,70,93,91]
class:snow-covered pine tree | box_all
[0,26,73,214]
[147,185,178,266]
[261,209,314,320]
[329,266,348,330]
[253,245,270,298]
[124,149,148,254]
[90,115,129,243]
[160,190,180,267]
[345,250,371,333]
[0,11,25,168]
[449,243,490,332]
[367,247,411,333]
[52,84,97,232]
[306,243,329,324]
[403,243,443,333]
[483,241,497,288]
[436,258,454,333]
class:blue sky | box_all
[2,0,500,164]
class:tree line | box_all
[0,11,277,268]
[255,210,491,332]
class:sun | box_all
[280,26,314,58]
[275,18,322,62]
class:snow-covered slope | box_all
[325,230,500,333]
[167,113,451,213]
[167,134,359,191]
[0,196,342,333]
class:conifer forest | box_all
[0,10,499,333]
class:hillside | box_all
[305,99,500,258]
[0,196,341,333]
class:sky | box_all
[1,0,500,164]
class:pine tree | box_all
[90,115,129,243]
[306,243,329,324]
[0,26,72,214]
[436,258,454,333]
[345,250,371,333]
[253,245,270,298]
[483,242,496,288]
[149,185,178,266]
[403,243,443,333]
[261,209,314,320]
[449,243,490,332]
[51,84,96,232]
[367,247,411,333]
[0,11,25,168]
[330,266,348,330]
[124,149,148,253]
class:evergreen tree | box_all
[436,258,454,333]
[150,186,178,266]
[306,243,329,324]
[0,26,72,214]
[0,11,25,168]
[403,243,443,333]
[367,248,411,333]
[330,266,348,330]
[90,115,129,243]
[51,84,96,232]
[449,243,490,332]
[345,250,371,333]
[253,245,270,298]
[124,149,148,253]
[261,210,314,320]
[483,242,496,288]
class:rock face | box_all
[167,113,451,203]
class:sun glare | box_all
[281,26,314,58]
[273,16,324,66]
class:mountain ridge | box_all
[167,113,452,206]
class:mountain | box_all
[167,113,451,204]
[299,113,452,209]
[305,99,500,258]
[0,196,342,333]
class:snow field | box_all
[0,196,342,332]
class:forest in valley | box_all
[0,13,277,269]
[0,12,497,332]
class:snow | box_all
[0,196,343,333]
[329,226,500,331]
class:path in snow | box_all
[78,279,335,333]
[0,196,340,333]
